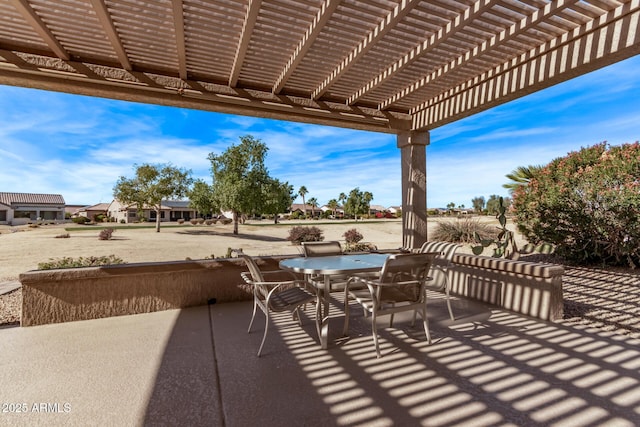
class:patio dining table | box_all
[280,253,389,349]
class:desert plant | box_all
[177,218,185,224]
[71,216,91,224]
[343,228,363,245]
[471,197,518,258]
[431,218,495,244]
[55,233,70,239]
[205,219,214,225]
[190,218,199,225]
[513,142,640,267]
[38,255,125,270]
[286,226,324,245]
[98,228,115,240]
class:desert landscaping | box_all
[1,218,638,340]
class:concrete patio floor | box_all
[1,290,639,427]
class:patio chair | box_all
[342,252,438,358]
[301,241,350,291]
[419,241,461,320]
[234,250,316,357]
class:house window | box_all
[0,210,6,221]
[128,211,137,217]
[14,210,35,219]
[41,211,58,220]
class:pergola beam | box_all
[348,0,498,105]
[171,0,188,80]
[0,51,410,134]
[89,0,132,71]
[229,0,262,87]
[380,0,580,110]
[411,0,640,130]
[8,0,70,61]
[311,0,421,100]
[272,0,342,94]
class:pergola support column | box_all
[397,130,429,250]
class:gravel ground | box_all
[0,289,21,327]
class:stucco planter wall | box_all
[448,254,565,321]
[19,256,289,327]
[19,252,565,326]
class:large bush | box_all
[431,218,495,244]
[286,226,324,245]
[513,142,640,266]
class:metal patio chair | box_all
[235,250,316,357]
[342,252,438,358]
[419,241,461,320]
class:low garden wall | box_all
[448,254,565,321]
[19,252,565,326]
[19,257,287,327]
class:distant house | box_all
[75,203,110,221]
[107,199,198,223]
[369,204,387,215]
[289,203,316,217]
[0,192,66,225]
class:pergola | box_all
[1,0,639,247]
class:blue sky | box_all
[1,55,639,208]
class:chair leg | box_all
[257,309,270,357]
[420,307,431,345]
[443,275,455,321]
[342,287,351,337]
[371,307,381,358]
[248,296,258,333]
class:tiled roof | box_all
[0,192,65,206]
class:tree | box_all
[513,142,640,266]
[262,178,294,224]
[327,199,338,218]
[208,135,270,234]
[471,196,485,213]
[344,187,373,220]
[187,179,217,219]
[338,192,347,207]
[485,195,502,215]
[503,165,543,193]
[298,186,308,217]
[446,202,455,212]
[308,197,318,218]
[113,163,193,232]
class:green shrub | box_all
[38,255,125,270]
[431,218,495,244]
[286,226,324,245]
[72,216,91,224]
[513,142,640,266]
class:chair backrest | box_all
[236,252,265,283]
[420,241,461,265]
[379,252,437,284]
[301,241,342,257]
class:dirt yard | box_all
[0,219,406,281]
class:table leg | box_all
[317,275,330,349]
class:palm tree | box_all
[308,197,318,218]
[363,191,373,217]
[503,165,543,193]
[327,199,338,218]
[338,192,346,217]
[298,186,308,217]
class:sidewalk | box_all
[1,294,639,426]
[0,281,20,295]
